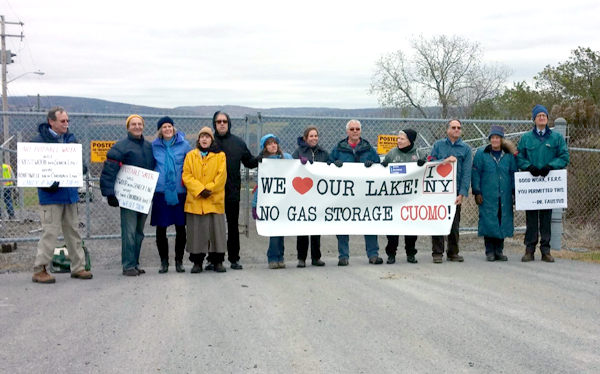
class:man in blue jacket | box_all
[328,120,383,266]
[517,105,569,262]
[31,107,93,283]
[429,119,472,263]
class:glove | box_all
[364,160,374,168]
[299,156,308,165]
[527,166,541,176]
[539,165,553,177]
[107,195,119,207]
[200,189,212,198]
[42,181,60,192]
[334,160,343,168]
[380,160,389,167]
[256,155,263,163]
[417,159,426,167]
[252,207,259,220]
[474,194,483,206]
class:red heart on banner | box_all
[292,177,313,195]
[436,163,452,178]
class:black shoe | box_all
[495,253,508,261]
[191,263,203,273]
[311,259,326,266]
[122,268,139,276]
[205,263,214,271]
[406,255,418,263]
[369,256,383,265]
[175,261,185,273]
[386,256,396,264]
[159,260,169,274]
[486,254,496,261]
[136,268,145,274]
[230,262,243,270]
[214,263,227,273]
[338,258,349,266]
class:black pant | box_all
[385,235,417,257]
[484,237,504,255]
[525,209,551,254]
[156,225,186,262]
[225,200,241,263]
[432,204,461,256]
[297,235,322,260]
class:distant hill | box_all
[6,96,439,118]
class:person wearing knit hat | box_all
[151,115,191,274]
[182,125,228,273]
[472,125,518,262]
[516,105,570,263]
[381,128,427,264]
[100,114,155,276]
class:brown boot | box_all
[71,269,93,279]
[541,253,555,263]
[32,267,56,284]
[521,251,535,262]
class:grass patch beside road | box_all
[552,250,600,264]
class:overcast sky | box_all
[3,0,599,109]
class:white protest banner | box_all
[255,159,458,236]
[515,170,567,210]
[114,165,159,214]
[17,142,83,187]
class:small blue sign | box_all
[389,165,406,174]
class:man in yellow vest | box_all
[2,163,15,219]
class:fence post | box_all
[550,118,567,250]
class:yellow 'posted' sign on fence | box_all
[377,134,398,155]
[91,141,116,163]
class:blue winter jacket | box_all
[31,123,86,205]
[328,138,380,164]
[430,137,473,197]
[151,132,191,194]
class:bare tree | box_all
[369,35,511,118]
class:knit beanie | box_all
[157,116,174,130]
[260,134,280,149]
[198,126,214,140]
[532,105,549,121]
[488,125,505,139]
[400,129,417,145]
[126,114,144,129]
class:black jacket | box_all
[100,133,155,197]
[291,137,329,162]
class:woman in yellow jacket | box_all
[182,127,228,273]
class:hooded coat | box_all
[292,136,329,163]
[151,131,191,194]
[472,143,518,239]
[212,113,258,202]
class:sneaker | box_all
[175,261,185,273]
[230,262,243,270]
[433,255,443,264]
[214,263,227,272]
[495,253,508,261]
[136,268,146,274]
[369,256,383,265]
[521,252,534,262]
[32,268,56,284]
[71,270,93,279]
[122,268,139,276]
[311,259,326,266]
[447,254,464,262]
[386,256,396,264]
[205,263,215,271]
[338,258,349,266]
[191,263,203,273]
[268,262,279,269]
[486,254,496,261]
[541,253,555,263]
[297,260,306,268]
[278,261,286,269]
[406,255,418,263]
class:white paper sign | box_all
[114,165,159,214]
[255,159,458,236]
[515,170,567,210]
[17,142,83,187]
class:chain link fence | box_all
[0,111,597,247]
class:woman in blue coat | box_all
[151,117,192,273]
[472,126,518,261]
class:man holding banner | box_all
[328,120,383,266]
[429,119,472,263]
[516,105,569,262]
[31,107,92,283]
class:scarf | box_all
[163,137,179,205]
[399,143,414,153]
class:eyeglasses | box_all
[450,126,461,130]
[215,120,228,124]
[348,128,361,131]
[60,119,70,123]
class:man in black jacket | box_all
[209,111,258,270]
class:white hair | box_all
[345,119,361,131]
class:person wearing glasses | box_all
[210,111,259,270]
[31,107,92,283]
[328,119,383,266]
[429,119,472,264]
[516,105,569,263]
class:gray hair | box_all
[346,119,361,131]
[47,106,66,122]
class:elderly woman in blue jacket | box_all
[252,134,293,269]
[151,117,192,273]
[472,125,518,261]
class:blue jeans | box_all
[267,236,284,263]
[120,208,148,270]
[3,188,14,219]
[336,235,379,259]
